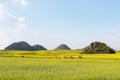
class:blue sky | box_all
[0,0,120,50]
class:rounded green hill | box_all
[82,42,115,54]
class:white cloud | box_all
[0,4,6,19]
[0,0,29,31]
[0,0,29,48]
[19,0,28,6]
[16,17,28,31]
[12,0,28,7]
[18,17,26,22]
[18,17,28,28]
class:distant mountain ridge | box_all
[5,41,47,51]
[4,41,116,52]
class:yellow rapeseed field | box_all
[0,50,120,59]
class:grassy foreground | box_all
[0,50,120,80]
[0,58,120,80]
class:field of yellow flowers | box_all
[0,50,120,59]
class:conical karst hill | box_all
[82,42,115,54]
[5,41,34,50]
[54,44,71,50]
[32,44,47,50]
